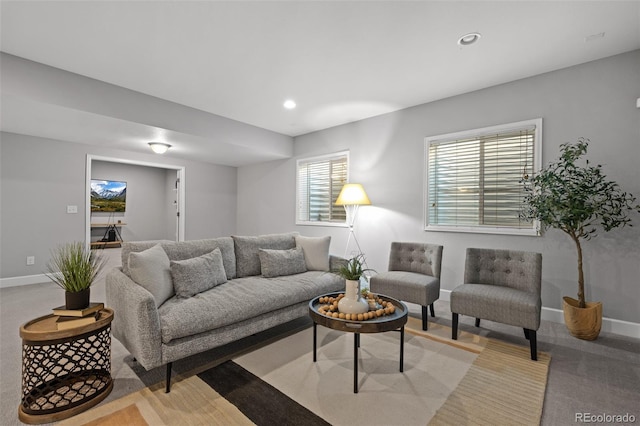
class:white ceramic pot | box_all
[338,279,369,314]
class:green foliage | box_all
[520,138,639,307]
[45,242,105,292]
[91,199,125,212]
[333,253,374,281]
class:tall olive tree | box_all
[520,138,639,308]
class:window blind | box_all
[427,126,536,229]
[297,153,348,223]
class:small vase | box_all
[338,279,369,314]
[65,288,91,310]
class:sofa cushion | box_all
[128,244,174,307]
[122,237,237,280]
[259,247,307,278]
[158,270,344,344]
[170,248,227,298]
[121,240,174,276]
[232,232,298,277]
[295,235,331,271]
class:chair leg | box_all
[429,303,435,318]
[452,313,459,340]
[527,329,537,361]
[475,318,481,327]
[524,328,530,340]
[421,305,428,330]
[165,362,173,393]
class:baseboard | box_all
[0,274,48,289]
[439,289,640,339]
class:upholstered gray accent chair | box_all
[370,242,443,330]
[451,248,542,361]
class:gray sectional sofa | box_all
[106,232,344,392]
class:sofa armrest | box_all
[105,267,163,370]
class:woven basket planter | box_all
[562,296,602,340]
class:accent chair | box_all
[370,242,443,330]
[450,248,542,360]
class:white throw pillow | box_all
[128,244,174,307]
[295,235,331,271]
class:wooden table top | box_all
[20,308,114,342]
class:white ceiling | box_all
[1,1,639,165]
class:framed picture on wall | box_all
[90,179,127,212]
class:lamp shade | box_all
[335,183,371,206]
[148,142,171,154]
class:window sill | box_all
[296,221,347,228]
[424,224,540,237]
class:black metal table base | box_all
[312,322,405,393]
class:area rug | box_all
[60,318,550,426]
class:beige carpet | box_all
[58,318,549,426]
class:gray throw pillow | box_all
[295,235,331,271]
[258,247,307,278]
[170,248,227,298]
[232,233,298,277]
[128,244,174,307]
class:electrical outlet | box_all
[67,205,78,214]
[26,256,35,265]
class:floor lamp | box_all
[335,183,371,259]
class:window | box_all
[296,151,349,225]
[425,119,542,235]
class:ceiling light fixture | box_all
[283,99,297,109]
[457,32,482,46]
[148,142,171,154]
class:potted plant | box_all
[333,253,374,314]
[520,138,639,340]
[45,242,105,310]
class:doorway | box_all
[85,155,186,247]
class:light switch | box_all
[67,205,78,214]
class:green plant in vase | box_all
[520,138,639,339]
[334,253,373,281]
[333,253,375,314]
[45,242,106,310]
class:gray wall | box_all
[238,50,640,323]
[0,132,237,279]
[90,160,176,242]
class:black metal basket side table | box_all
[18,308,114,425]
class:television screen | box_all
[91,179,127,212]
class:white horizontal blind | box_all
[297,153,348,223]
[427,125,536,230]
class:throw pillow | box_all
[295,235,331,271]
[232,233,298,277]
[170,248,227,298]
[128,244,174,307]
[258,247,307,278]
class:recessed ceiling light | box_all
[457,32,481,46]
[283,100,297,109]
[148,142,171,154]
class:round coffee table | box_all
[18,308,114,424]
[308,292,408,393]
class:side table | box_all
[18,308,114,424]
[309,293,408,393]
